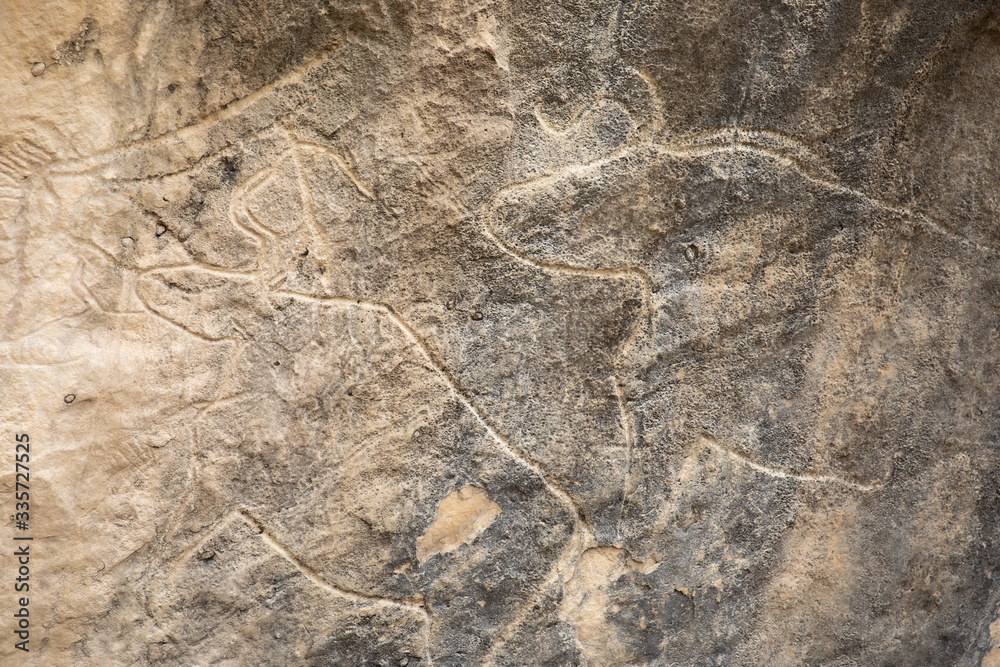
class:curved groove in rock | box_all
[292,137,375,199]
[241,508,436,667]
[478,217,653,361]
[659,139,998,256]
[271,288,597,665]
[481,526,592,667]
[166,507,435,665]
[271,289,594,530]
[701,434,881,493]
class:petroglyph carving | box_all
[5,2,1000,665]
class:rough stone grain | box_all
[2,1,1000,665]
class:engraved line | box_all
[488,134,997,304]
[165,504,436,667]
[532,103,593,137]
[130,253,257,524]
[0,157,22,175]
[659,139,996,256]
[11,144,47,164]
[15,140,53,162]
[479,212,653,360]
[154,375,242,558]
[1,151,31,170]
[293,138,374,199]
[477,150,656,359]
[273,288,596,667]
[489,141,643,194]
[68,233,119,266]
[701,435,879,492]
[135,281,230,343]
[0,311,88,347]
[166,510,242,576]
[286,132,339,270]
[636,65,665,135]
[235,508,435,666]
[366,149,652,658]
[228,143,303,280]
[480,220,654,295]
[481,527,591,667]
[143,263,263,281]
[237,508,430,611]
[612,376,635,542]
[271,288,594,533]
[69,261,104,312]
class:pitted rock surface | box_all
[3,1,1000,665]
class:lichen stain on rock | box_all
[416,485,501,564]
[559,546,662,666]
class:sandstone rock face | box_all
[2,1,1000,665]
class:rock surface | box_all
[2,1,1000,664]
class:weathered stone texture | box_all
[2,1,1000,665]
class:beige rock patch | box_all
[416,485,501,564]
[559,546,661,666]
[984,618,1000,667]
